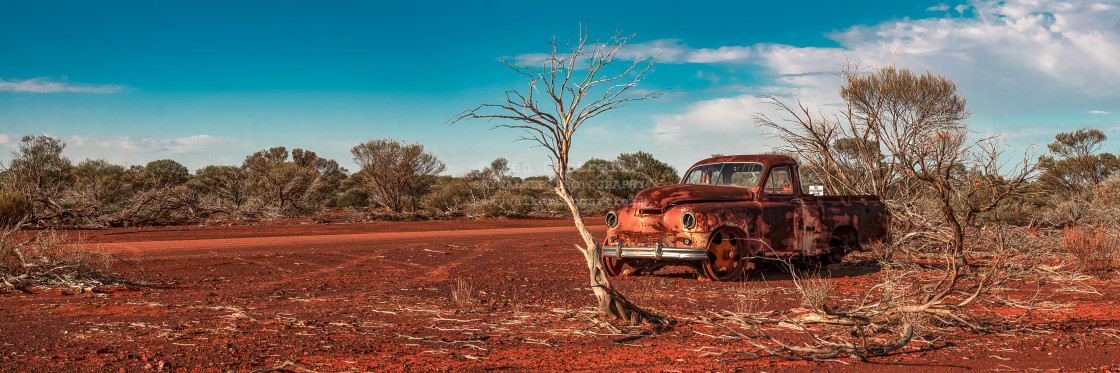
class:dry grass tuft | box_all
[451,278,476,310]
[796,271,834,312]
[732,281,773,315]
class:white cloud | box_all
[66,134,235,155]
[648,95,788,162]
[647,0,1120,152]
[651,95,766,141]
[684,45,753,63]
[617,39,690,62]
[514,39,758,66]
[826,0,1120,104]
[63,134,246,169]
[620,39,754,64]
[0,133,249,171]
[695,70,720,85]
[0,77,123,93]
[927,4,950,12]
[1089,110,1111,114]
[0,134,13,156]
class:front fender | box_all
[682,202,760,238]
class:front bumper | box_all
[602,242,708,261]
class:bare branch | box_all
[450,30,664,323]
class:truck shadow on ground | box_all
[616,258,885,283]
[751,258,885,281]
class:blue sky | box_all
[2,0,1119,176]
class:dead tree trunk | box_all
[554,181,660,324]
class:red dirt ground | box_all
[2,218,1120,372]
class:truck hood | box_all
[633,184,755,210]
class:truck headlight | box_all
[605,211,619,228]
[682,211,696,230]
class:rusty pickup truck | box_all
[602,154,889,281]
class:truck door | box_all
[760,166,798,253]
[762,166,823,257]
[797,199,822,256]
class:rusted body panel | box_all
[603,154,889,281]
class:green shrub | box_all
[332,188,370,208]
[425,182,470,213]
[548,200,570,214]
[103,203,122,214]
[0,190,30,229]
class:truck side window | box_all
[765,167,793,195]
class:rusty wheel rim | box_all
[602,255,626,276]
[703,229,747,281]
[601,240,636,277]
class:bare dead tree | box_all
[741,63,1044,360]
[756,65,1036,258]
[756,64,966,197]
[450,30,664,324]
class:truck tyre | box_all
[601,240,638,277]
[824,228,857,264]
[823,241,848,264]
[701,228,750,281]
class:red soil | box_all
[2,218,1119,372]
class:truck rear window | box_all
[682,162,764,188]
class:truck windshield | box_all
[682,162,764,188]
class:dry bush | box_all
[728,61,1060,360]
[1092,176,1120,210]
[862,239,899,263]
[1,186,118,290]
[1040,198,1093,227]
[1,229,117,292]
[1063,226,1120,279]
[699,224,1061,361]
[1086,177,1120,231]
[111,187,199,226]
[308,208,367,224]
[451,278,476,310]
